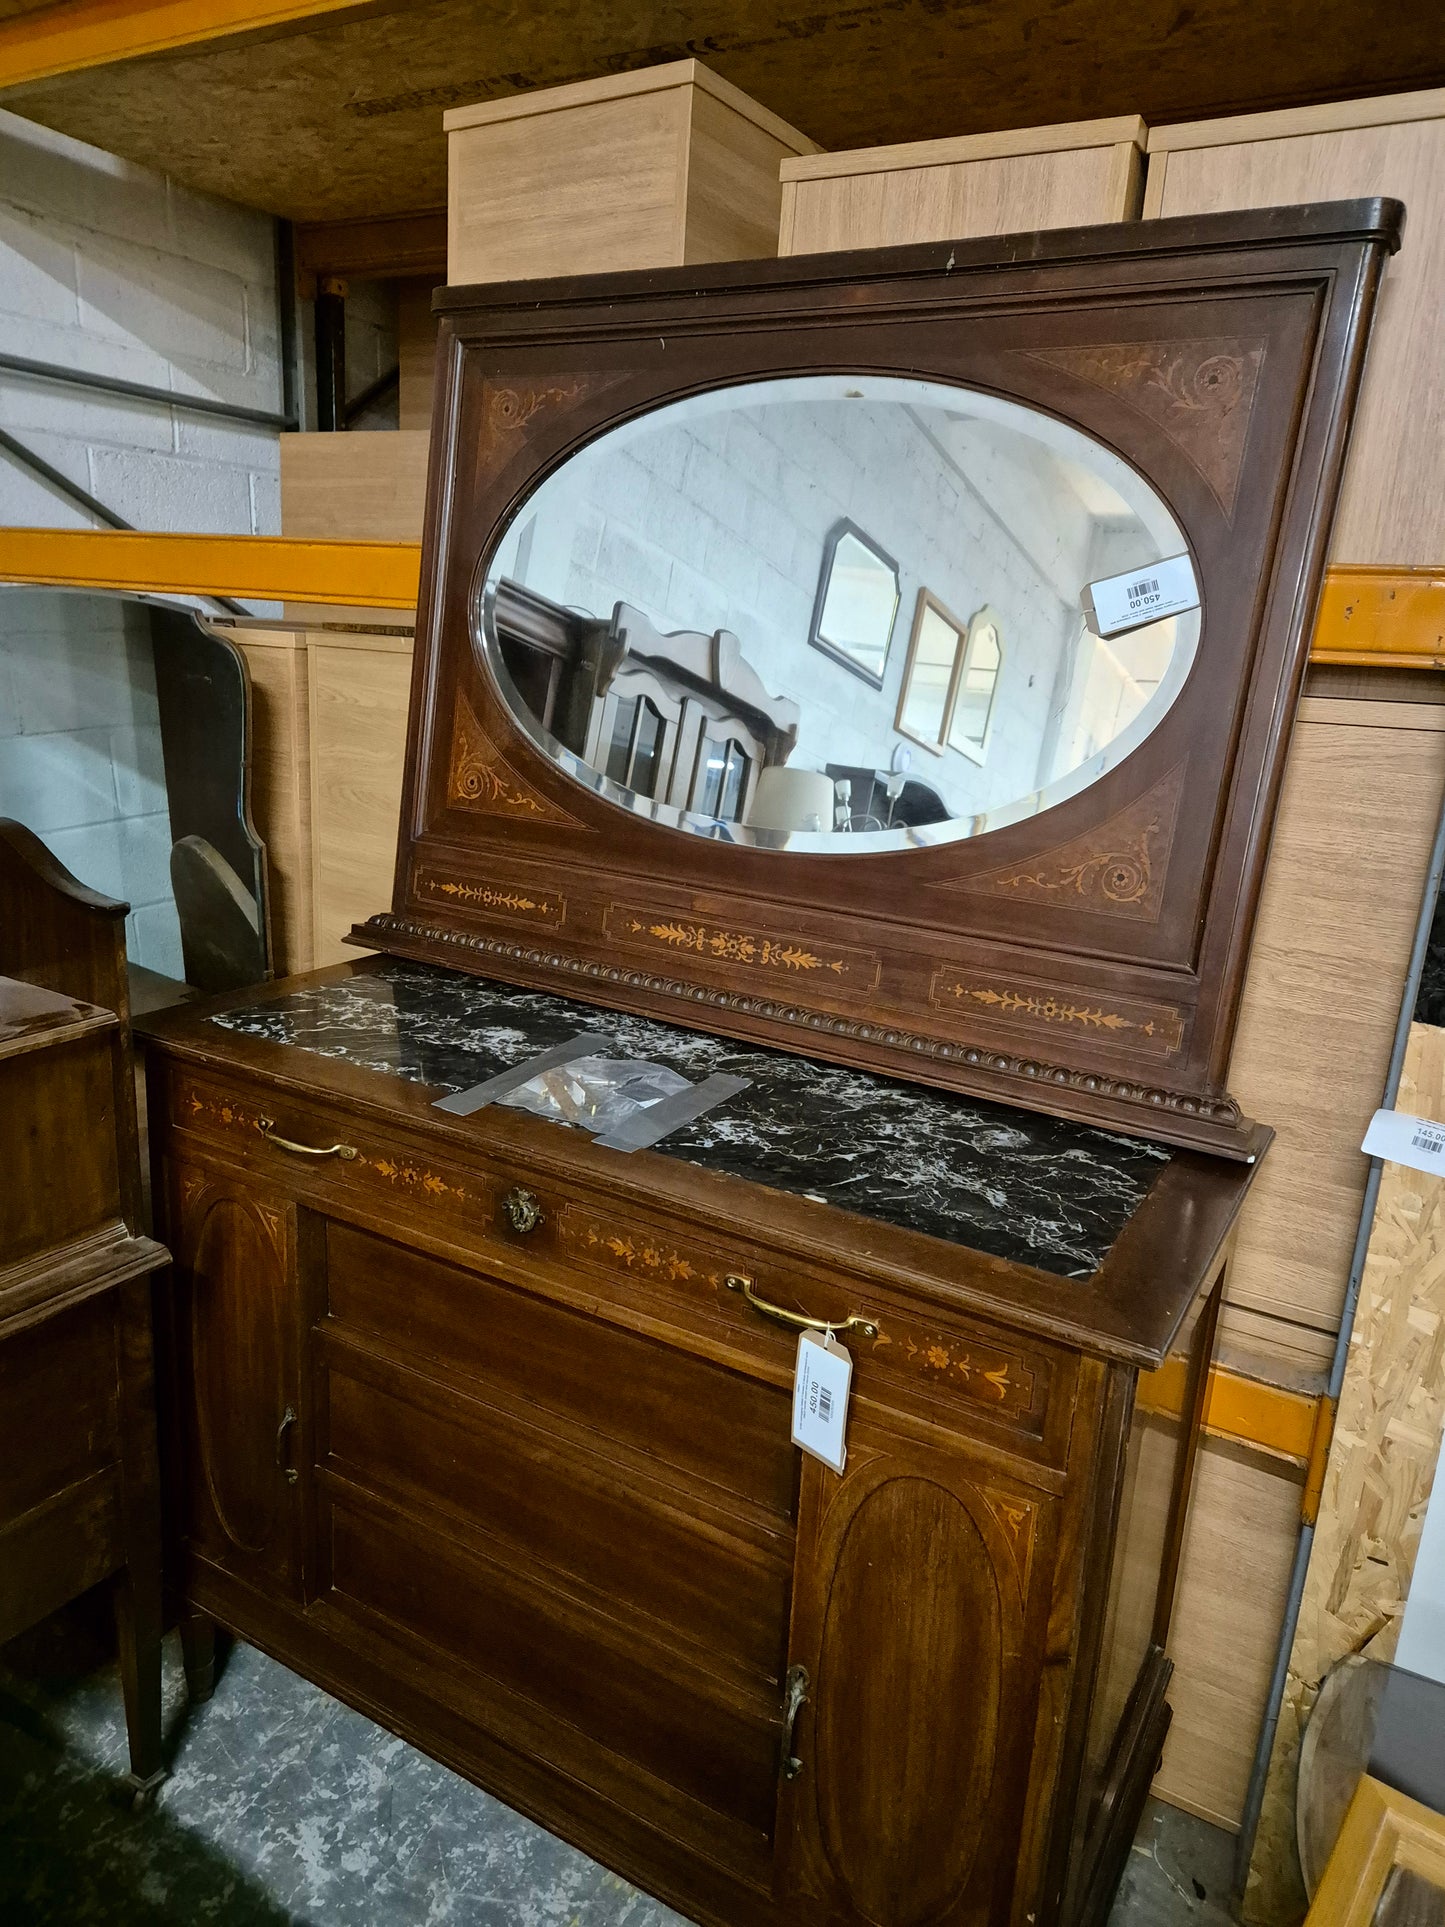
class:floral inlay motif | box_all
[628,918,847,976]
[354,1154,473,1203]
[447,694,582,826]
[187,1090,267,1134]
[932,970,1184,1058]
[418,873,565,925]
[578,1222,722,1286]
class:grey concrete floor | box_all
[0,1596,1240,1925]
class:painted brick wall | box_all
[0,108,293,978]
[505,397,1083,821]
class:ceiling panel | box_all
[0,0,1440,223]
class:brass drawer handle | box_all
[275,1406,298,1485]
[726,1274,877,1340]
[258,1117,357,1162]
[502,1186,544,1234]
[781,1664,809,1781]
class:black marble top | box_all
[209,960,1171,1278]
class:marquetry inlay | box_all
[871,1321,1037,1417]
[605,903,882,997]
[447,692,586,827]
[1028,337,1267,517]
[565,1214,725,1287]
[951,767,1183,922]
[931,969,1185,1058]
[416,869,566,927]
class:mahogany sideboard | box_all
[0,820,169,1799]
[140,956,1248,1926]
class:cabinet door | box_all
[780,1429,1056,1926]
[166,1162,303,1596]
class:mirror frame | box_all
[947,604,1003,765]
[807,517,901,689]
[362,200,1400,1158]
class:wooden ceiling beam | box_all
[295,208,447,284]
[0,0,389,90]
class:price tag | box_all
[1362,1108,1445,1180]
[792,1329,853,1474]
[1082,553,1199,638]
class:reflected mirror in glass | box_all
[478,373,1199,851]
[897,591,966,754]
[948,607,1002,764]
[808,521,900,687]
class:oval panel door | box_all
[813,1474,1004,1925]
[184,1183,296,1573]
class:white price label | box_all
[791,1329,853,1474]
[1363,1108,1445,1179]
[1082,553,1199,638]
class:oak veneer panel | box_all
[397,278,439,434]
[1145,93,1445,566]
[230,628,315,977]
[1154,1436,1308,1829]
[778,115,1144,254]
[279,430,430,543]
[444,60,816,284]
[1223,699,1445,1350]
[307,634,413,965]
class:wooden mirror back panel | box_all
[361,199,1402,1157]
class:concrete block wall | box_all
[0,589,181,975]
[517,397,1080,821]
[0,108,286,977]
[0,109,284,532]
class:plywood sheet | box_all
[1145,104,1445,566]
[1244,1021,1445,1925]
[279,431,430,543]
[307,634,412,964]
[1225,702,1445,1346]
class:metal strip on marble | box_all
[431,1032,613,1115]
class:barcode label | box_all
[1363,1108,1445,1179]
[792,1330,853,1474]
[1083,553,1199,637]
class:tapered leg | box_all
[179,1608,216,1704]
[114,1275,167,1801]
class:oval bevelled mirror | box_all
[477,374,1199,851]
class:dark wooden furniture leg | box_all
[180,1609,217,1704]
[114,1274,165,1799]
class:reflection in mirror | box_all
[479,374,1198,850]
[809,521,900,687]
[897,592,966,754]
[949,607,1002,763]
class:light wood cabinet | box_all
[1144,89,1445,567]
[444,60,817,285]
[778,115,1144,254]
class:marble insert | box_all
[210,960,1171,1277]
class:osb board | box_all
[1223,700,1445,1363]
[1143,101,1445,566]
[307,633,413,965]
[1156,1437,1308,1829]
[279,430,429,543]
[779,132,1141,254]
[1244,1021,1445,1925]
[4,1,1444,223]
[229,628,314,978]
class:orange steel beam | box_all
[0,0,386,91]
[1311,565,1445,669]
[1136,1355,1322,1465]
[0,528,419,607]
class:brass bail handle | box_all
[780,1664,809,1781]
[725,1273,877,1341]
[258,1117,357,1162]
